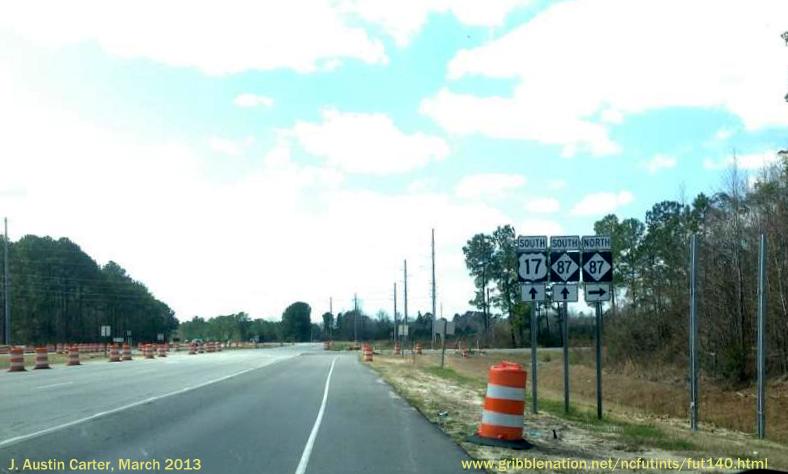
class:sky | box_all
[0,1,786,322]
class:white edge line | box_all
[295,356,338,474]
[0,356,291,449]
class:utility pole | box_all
[404,259,408,352]
[354,293,358,344]
[3,217,9,346]
[393,282,398,344]
[431,228,436,350]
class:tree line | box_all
[461,153,787,383]
[0,235,178,344]
[601,155,787,383]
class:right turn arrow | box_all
[589,287,606,297]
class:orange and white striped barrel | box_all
[66,345,81,366]
[198,342,205,354]
[109,344,121,362]
[158,345,167,357]
[323,340,330,350]
[189,343,197,355]
[476,361,526,442]
[144,344,155,359]
[415,343,422,355]
[364,344,373,362]
[174,343,180,352]
[8,347,26,372]
[394,342,401,356]
[207,342,215,353]
[217,342,223,352]
[34,346,51,369]
[122,343,132,360]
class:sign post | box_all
[518,235,547,414]
[582,235,612,420]
[551,235,580,414]
[689,234,699,432]
[757,234,767,439]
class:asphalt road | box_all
[0,344,480,474]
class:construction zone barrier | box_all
[206,342,215,353]
[109,344,121,362]
[415,343,422,355]
[122,344,132,361]
[66,345,81,366]
[189,343,197,355]
[158,344,167,357]
[323,340,330,350]
[468,361,532,449]
[144,344,155,359]
[217,342,223,352]
[34,347,51,369]
[8,347,26,372]
[198,342,205,354]
[394,342,401,356]
[362,344,373,362]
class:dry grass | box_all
[434,349,788,444]
[367,350,788,473]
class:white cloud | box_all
[713,128,735,141]
[645,154,677,174]
[420,88,620,156]
[427,0,788,150]
[208,136,253,156]
[524,197,560,213]
[455,173,526,200]
[571,191,633,216]
[703,151,781,170]
[233,94,274,108]
[518,219,563,236]
[0,1,387,74]
[289,109,449,174]
[337,0,531,46]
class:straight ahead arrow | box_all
[560,288,570,300]
[529,288,538,300]
[588,288,606,297]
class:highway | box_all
[0,344,480,474]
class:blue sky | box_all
[0,0,786,321]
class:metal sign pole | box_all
[595,301,602,420]
[563,301,570,413]
[757,234,767,439]
[689,234,699,432]
[531,302,538,414]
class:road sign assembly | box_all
[521,283,545,302]
[551,283,578,303]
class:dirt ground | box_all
[368,350,788,473]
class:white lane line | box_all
[295,356,338,474]
[36,382,73,389]
[0,356,292,449]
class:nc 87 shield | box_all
[550,252,579,282]
[581,251,613,282]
